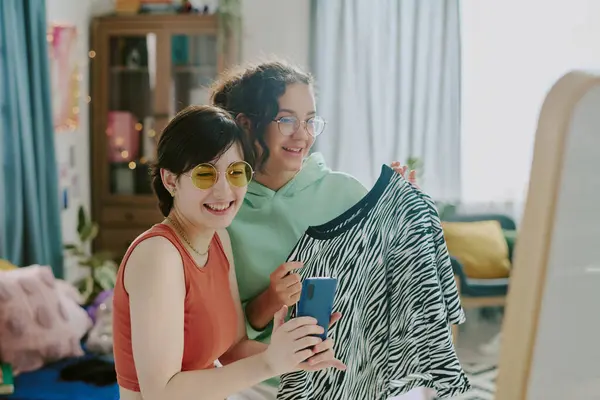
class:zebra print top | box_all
[278,165,470,400]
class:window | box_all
[460,0,600,209]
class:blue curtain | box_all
[0,0,64,277]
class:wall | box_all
[241,0,310,69]
[461,0,600,209]
[47,0,113,280]
[47,0,310,280]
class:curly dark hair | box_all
[210,60,314,170]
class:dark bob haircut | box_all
[151,104,255,216]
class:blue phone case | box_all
[297,277,337,340]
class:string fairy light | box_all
[47,23,82,132]
[85,32,163,172]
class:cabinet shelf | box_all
[90,14,237,260]
[110,65,216,74]
[110,66,149,72]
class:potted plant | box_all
[217,0,242,59]
[405,156,424,180]
[64,206,118,305]
[405,156,457,220]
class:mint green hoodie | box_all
[227,152,368,387]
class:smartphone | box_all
[296,277,337,340]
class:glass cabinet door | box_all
[170,34,218,114]
[106,34,158,196]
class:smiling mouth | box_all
[203,201,234,215]
[282,146,303,154]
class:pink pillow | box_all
[55,279,93,339]
[0,265,90,374]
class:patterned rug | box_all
[449,362,497,400]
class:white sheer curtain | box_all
[311,0,461,202]
[460,0,600,222]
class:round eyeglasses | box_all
[189,161,254,190]
[273,115,326,137]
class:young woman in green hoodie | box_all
[212,61,418,399]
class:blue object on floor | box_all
[1,355,118,400]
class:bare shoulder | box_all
[216,229,234,264]
[123,235,184,294]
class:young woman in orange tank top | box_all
[112,105,345,400]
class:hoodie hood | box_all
[244,152,331,208]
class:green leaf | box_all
[79,259,95,267]
[405,156,424,179]
[93,251,114,263]
[64,243,77,250]
[78,229,87,243]
[406,157,423,170]
[95,263,117,290]
[70,248,85,257]
[88,223,99,241]
[80,222,99,243]
[79,223,91,242]
[77,206,87,237]
[217,0,242,56]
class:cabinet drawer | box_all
[97,228,145,262]
[101,206,163,227]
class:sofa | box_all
[442,213,516,342]
[443,213,516,306]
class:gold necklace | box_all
[166,216,210,257]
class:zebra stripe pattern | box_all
[277,165,470,400]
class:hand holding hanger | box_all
[390,161,419,188]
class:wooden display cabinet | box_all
[89,14,237,259]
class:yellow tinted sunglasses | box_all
[189,161,254,190]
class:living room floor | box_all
[450,310,502,400]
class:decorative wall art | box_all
[47,24,80,132]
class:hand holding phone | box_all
[295,277,346,372]
[268,262,304,307]
[297,277,337,340]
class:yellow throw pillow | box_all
[442,220,511,279]
[0,259,17,271]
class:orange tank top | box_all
[112,224,239,392]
